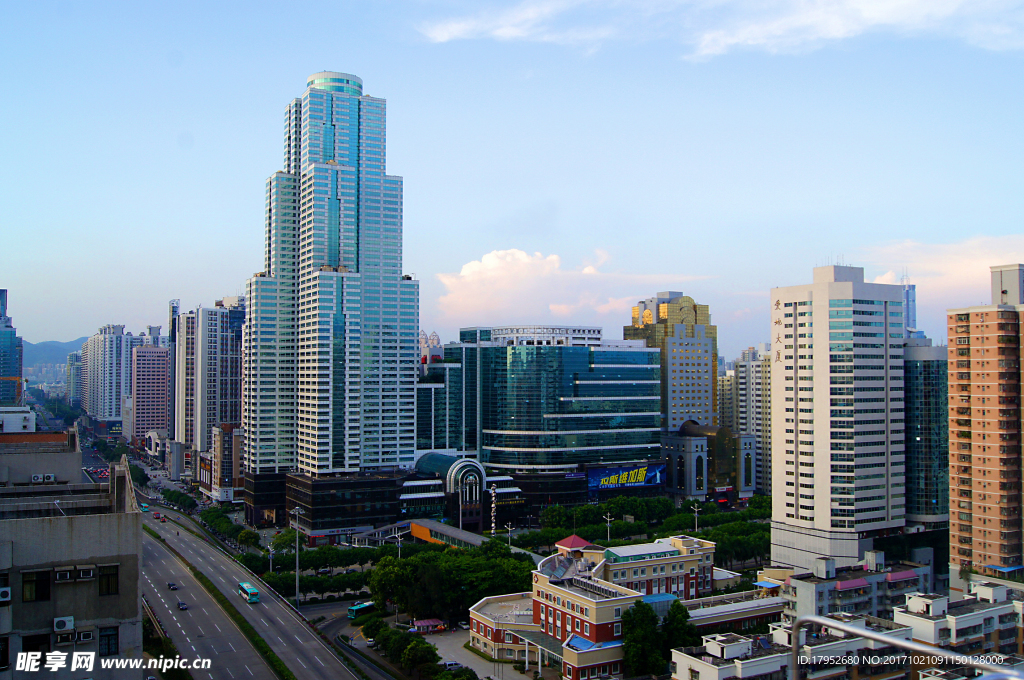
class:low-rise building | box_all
[772,550,934,622]
[469,533,716,680]
[0,430,142,679]
[894,583,1024,657]
[670,614,914,680]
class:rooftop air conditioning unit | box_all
[44,474,56,482]
[31,474,44,483]
[54,616,75,632]
[0,587,11,602]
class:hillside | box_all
[22,337,89,366]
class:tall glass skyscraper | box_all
[903,337,949,531]
[242,72,419,525]
[0,290,23,406]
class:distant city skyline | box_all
[5,2,1024,359]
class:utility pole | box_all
[691,503,700,533]
[603,512,613,542]
[505,522,513,546]
[397,534,403,560]
[291,507,305,609]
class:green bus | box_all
[238,582,260,603]
[347,601,375,619]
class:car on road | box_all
[317,567,331,575]
[167,582,178,590]
[177,601,188,610]
[366,639,376,648]
[457,621,470,630]
[443,662,463,671]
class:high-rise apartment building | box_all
[726,344,773,494]
[175,297,245,452]
[125,345,170,441]
[0,289,24,406]
[770,266,907,570]
[717,370,736,431]
[66,351,82,406]
[903,336,948,532]
[241,72,419,526]
[624,292,718,430]
[947,264,1024,596]
[168,298,180,434]
[80,325,160,425]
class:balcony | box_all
[956,325,971,333]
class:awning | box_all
[985,564,1024,573]
[836,578,869,590]
[885,570,919,582]
[755,581,781,589]
[516,630,565,659]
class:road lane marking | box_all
[315,657,325,667]
[296,659,307,669]
[277,637,283,643]
[245,666,253,676]
[215,624,222,632]
[261,618,268,627]
[198,626,205,635]
[229,643,236,652]
[294,635,302,643]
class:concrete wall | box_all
[0,508,142,676]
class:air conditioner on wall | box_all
[31,474,43,483]
[44,474,55,482]
[0,587,11,602]
[53,616,75,632]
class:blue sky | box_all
[3,1,1024,358]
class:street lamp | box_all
[690,503,701,533]
[505,522,513,546]
[291,507,305,609]
[269,548,275,573]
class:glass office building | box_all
[418,326,662,471]
[242,72,419,526]
[0,290,22,406]
[903,338,949,530]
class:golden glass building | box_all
[624,292,718,431]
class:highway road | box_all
[142,534,276,680]
[142,516,357,680]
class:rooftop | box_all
[472,593,535,626]
[789,561,926,585]
[605,543,680,561]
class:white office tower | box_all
[242,72,419,505]
[175,297,245,452]
[770,266,907,570]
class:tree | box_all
[129,465,150,489]
[237,530,261,548]
[401,638,440,671]
[362,618,389,640]
[621,601,664,676]
[272,529,298,553]
[384,631,419,662]
[661,600,700,654]
[540,505,567,528]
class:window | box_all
[575,619,581,631]
[0,637,8,671]
[505,632,513,643]
[689,670,700,680]
[612,664,620,674]
[614,607,621,618]
[22,571,50,602]
[99,566,118,596]
[98,627,119,657]
[613,623,622,636]
[584,623,590,635]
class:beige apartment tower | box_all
[947,264,1024,598]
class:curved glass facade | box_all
[479,345,661,468]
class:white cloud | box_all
[435,248,707,329]
[861,235,1024,334]
[419,0,1024,56]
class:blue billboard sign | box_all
[588,464,665,491]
